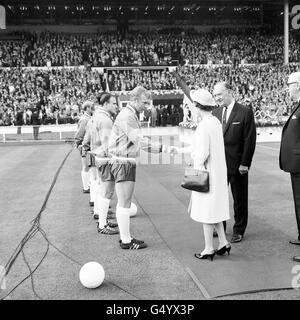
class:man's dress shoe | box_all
[230,234,243,243]
[293,255,300,262]
[289,239,300,245]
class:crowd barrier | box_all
[0,122,151,143]
[0,122,282,144]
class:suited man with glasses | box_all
[280,72,300,263]
[213,82,256,243]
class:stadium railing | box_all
[0,121,151,143]
[0,124,77,143]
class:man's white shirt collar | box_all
[223,100,235,122]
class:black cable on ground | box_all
[0,147,73,300]
[0,144,140,300]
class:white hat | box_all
[190,89,216,107]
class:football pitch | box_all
[0,139,300,300]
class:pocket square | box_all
[232,122,240,125]
[292,115,297,120]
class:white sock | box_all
[81,171,90,190]
[93,183,101,216]
[96,197,110,229]
[89,179,97,203]
[116,205,131,244]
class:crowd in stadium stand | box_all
[107,70,177,91]
[178,64,297,124]
[1,29,300,68]
[143,104,184,127]
[0,68,105,126]
[0,28,299,127]
[0,63,297,127]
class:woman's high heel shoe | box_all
[194,252,216,261]
[216,244,231,256]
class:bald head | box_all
[214,82,233,92]
[213,82,234,107]
[287,72,300,101]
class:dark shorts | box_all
[97,161,112,182]
[78,145,90,158]
[78,145,85,158]
[101,160,136,183]
[86,152,96,167]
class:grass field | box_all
[0,139,300,300]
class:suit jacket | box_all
[279,102,300,173]
[31,110,41,126]
[212,102,256,175]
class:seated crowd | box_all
[178,63,296,125]
[0,63,297,126]
[1,29,300,67]
[107,70,177,91]
[0,68,105,126]
[0,28,299,127]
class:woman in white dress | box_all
[172,89,231,261]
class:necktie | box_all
[222,106,228,133]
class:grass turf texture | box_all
[0,141,300,300]
[0,144,201,300]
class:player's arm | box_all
[74,118,87,147]
[82,126,91,155]
[170,145,192,154]
[124,116,165,153]
[241,107,256,169]
[94,118,113,157]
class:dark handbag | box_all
[181,167,209,193]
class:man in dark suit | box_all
[213,82,256,243]
[31,108,41,140]
[279,72,300,263]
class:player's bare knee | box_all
[104,189,114,199]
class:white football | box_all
[129,202,138,217]
[79,262,105,289]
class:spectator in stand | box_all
[31,108,40,140]
[156,105,162,126]
[161,106,169,127]
[1,29,300,68]
[15,107,23,126]
[150,105,158,127]
[0,28,299,127]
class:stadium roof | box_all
[0,0,290,5]
[2,0,293,24]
